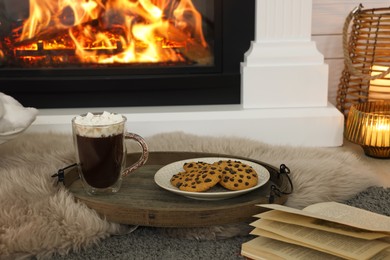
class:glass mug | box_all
[72,112,149,195]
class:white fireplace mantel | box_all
[29,0,344,147]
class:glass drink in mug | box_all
[72,112,149,195]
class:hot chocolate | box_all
[76,133,124,188]
[73,112,126,190]
[72,111,149,195]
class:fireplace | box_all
[0,0,254,108]
[6,0,344,147]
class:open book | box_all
[241,202,390,260]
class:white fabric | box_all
[0,92,38,135]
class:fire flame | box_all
[15,0,211,65]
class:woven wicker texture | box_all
[337,5,390,117]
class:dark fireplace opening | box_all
[0,0,255,109]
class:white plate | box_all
[154,157,270,200]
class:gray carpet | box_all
[50,186,390,260]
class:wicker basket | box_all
[337,5,390,117]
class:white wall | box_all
[312,0,389,106]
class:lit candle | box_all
[362,115,390,147]
[369,65,390,101]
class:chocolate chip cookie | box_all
[178,164,223,192]
[213,160,258,191]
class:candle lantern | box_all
[345,101,390,158]
[337,5,390,117]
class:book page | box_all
[251,230,390,260]
[256,210,389,240]
[370,248,390,260]
[252,219,390,260]
[257,202,390,233]
[250,229,348,259]
[241,236,343,260]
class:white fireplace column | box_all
[242,0,328,108]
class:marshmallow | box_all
[73,112,125,137]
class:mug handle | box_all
[122,133,149,177]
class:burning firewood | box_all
[13,18,102,48]
[7,0,212,66]
[160,23,212,65]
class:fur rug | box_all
[0,132,382,259]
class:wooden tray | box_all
[64,152,289,227]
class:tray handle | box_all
[268,164,293,203]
